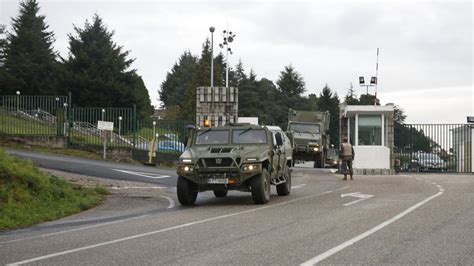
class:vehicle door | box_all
[272,131,285,177]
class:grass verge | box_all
[0,149,107,230]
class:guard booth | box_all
[339,104,395,174]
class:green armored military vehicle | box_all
[286,108,330,168]
[177,123,292,205]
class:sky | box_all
[1,0,472,124]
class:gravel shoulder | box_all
[35,168,174,227]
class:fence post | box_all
[133,104,137,150]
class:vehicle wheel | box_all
[213,188,228,198]
[314,154,322,168]
[277,167,291,196]
[251,168,270,204]
[177,176,198,206]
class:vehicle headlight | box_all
[179,165,193,172]
[241,164,260,172]
[313,147,319,151]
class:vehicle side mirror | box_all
[275,132,283,146]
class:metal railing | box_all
[1,94,192,163]
[394,124,473,173]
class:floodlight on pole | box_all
[219,27,236,88]
[358,75,376,95]
[209,26,215,87]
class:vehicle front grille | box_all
[200,158,234,167]
[297,145,307,152]
[210,147,234,153]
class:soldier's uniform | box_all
[340,141,354,180]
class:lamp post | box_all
[63,102,68,136]
[16,90,20,113]
[152,121,156,139]
[219,28,236,87]
[101,109,105,121]
[209,26,215,87]
[118,116,122,137]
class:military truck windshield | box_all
[290,123,320,134]
[232,129,267,144]
[195,130,229,145]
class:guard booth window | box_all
[358,115,382,145]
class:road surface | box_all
[1,150,473,265]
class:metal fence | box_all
[0,94,191,163]
[394,124,473,173]
[69,107,136,148]
[132,119,190,164]
[0,95,70,136]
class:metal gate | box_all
[394,124,473,173]
[131,119,190,164]
[69,107,135,148]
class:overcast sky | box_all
[1,0,472,123]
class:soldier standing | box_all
[340,136,355,180]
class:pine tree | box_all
[344,83,359,105]
[276,64,306,97]
[65,14,152,117]
[182,39,224,121]
[317,84,341,146]
[159,51,198,108]
[2,0,61,95]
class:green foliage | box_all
[344,83,359,105]
[317,84,341,146]
[0,113,56,135]
[182,39,224,121]
[159,51,198,108]
[0,149,105,229]
[276,64,306,97]
[64,14,152,118]
[0,0,62,95]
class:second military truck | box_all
[177,123,293,205]
[286,108,330,168]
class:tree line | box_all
[0,0,153,118]
[1,1,426,150]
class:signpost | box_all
[98,121,114,159]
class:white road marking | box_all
[291,184,306,189]
[112,169,170,179]
[7,186,350,265]
[0,215,148,245]
[301,180,444,265]
[111,187,164,190]
[160,196,175,209]
[341,192,374,207]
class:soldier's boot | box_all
[342,175,347,181]
[350,174,353,180]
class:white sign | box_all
[341,192,374,206]
[97,121,114,131]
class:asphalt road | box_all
[1,151,473,265]
[5,149,178,187]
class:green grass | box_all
[0,113,56,135]
[0,149,107,230]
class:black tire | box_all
[277,167,291,196]
[213,189,228,198]
[314,153,325,168]
[177,176,198,206]
[251,168,270,204]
